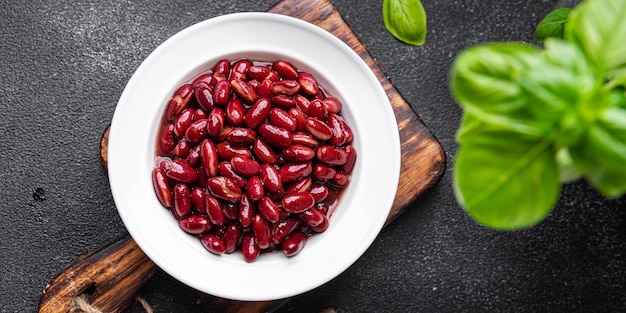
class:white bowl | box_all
[108,12,400,301]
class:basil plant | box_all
[450,0,626,229]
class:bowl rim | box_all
[108,11,401,301]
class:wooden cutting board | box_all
[38,0,446,312]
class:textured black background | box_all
[1,0,625,312]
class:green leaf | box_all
[450,43,553,137]
[572,103,626,197]
[520,39,597,122]
[382,0,427,46]
[453,128,560,230]
[536,7,572,43]
[565,0,626,81]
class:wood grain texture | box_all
[39,0,445,312]
[39,237,156,313]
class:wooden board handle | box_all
[39,237,157,313]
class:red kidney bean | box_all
[342,119,354,144]
[272,80,300,95]
[173,183,191,218]
[317,145,348,165]
[192,73,214,89]
[288,108,307,132]
[238,194,255,228]
[207,176,242,203]
[253,214,271,249]
[282,145,315,162]
[216,142,252,160]
[173,108,194,137]
[186,144,202,167]
[196,165,208,188]
[241,234,260,263]
[259,164,282,193]
[258,197,280,223]
[253,139,278,164]
[269,107,297,132]
[272,60,298,80]
[223,203,239,221]
[310,215,329,233]
[213,59,230,82]
[200,234,226,255]
[279,161,312,184]
[312,163,336,181]
[271,95,295,110]
[342,145,357,174]
[193,108,209,121]
[245,176,264,201]
[205,194,225,226]
[207,107,226,137]
[190,187,206,215]
[218,162,246,188]
[229,59,251,81]
[282,192,315,213]
[272,217,300,244]
[285,176,312,194]
[247,65,271,81]
[309,183,328,202]
[212,80,231,106]
[281,231,307,257]
[305,117,333,141]
[323,97,342,114]
[166,159,197,183]
[300,208,325,227]
[157,156,172,172]
[230,156,260,177]
[225,98,244,126]
[230,79,257,104]
[291,132,318,148]
[226,127,257,146]
[245,98,271,129]
[185,119,209,144]
[258,124,292,148]
[217,125,232,141]
[332,171,350,188]
[293,94,310,114]
[222,224,241,254]
[194,81,214,111]
[173,138,191,158]
[308,99,328,121]
[166,84,193,122]
[247,79,260,90]
[160,124,175,155]
[257,79,273,99]
[327,113,346,146]
[152,167,173,208]
[179,215,211,234]
[199,139,219,177]
[297,72,319,96]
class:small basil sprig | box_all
[382,0,427,46]
[535,7,572,43]
[450,0,626,230]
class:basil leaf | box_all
[568,90,626,198]
[454,128,559,230]
[565,0,626,81]
[535,7,572,43]
[450,43,553,137]
[382,0,427,46]
[520,39,597,122]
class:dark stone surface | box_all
[1,0,624,312]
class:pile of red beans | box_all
[152,58,356,262]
